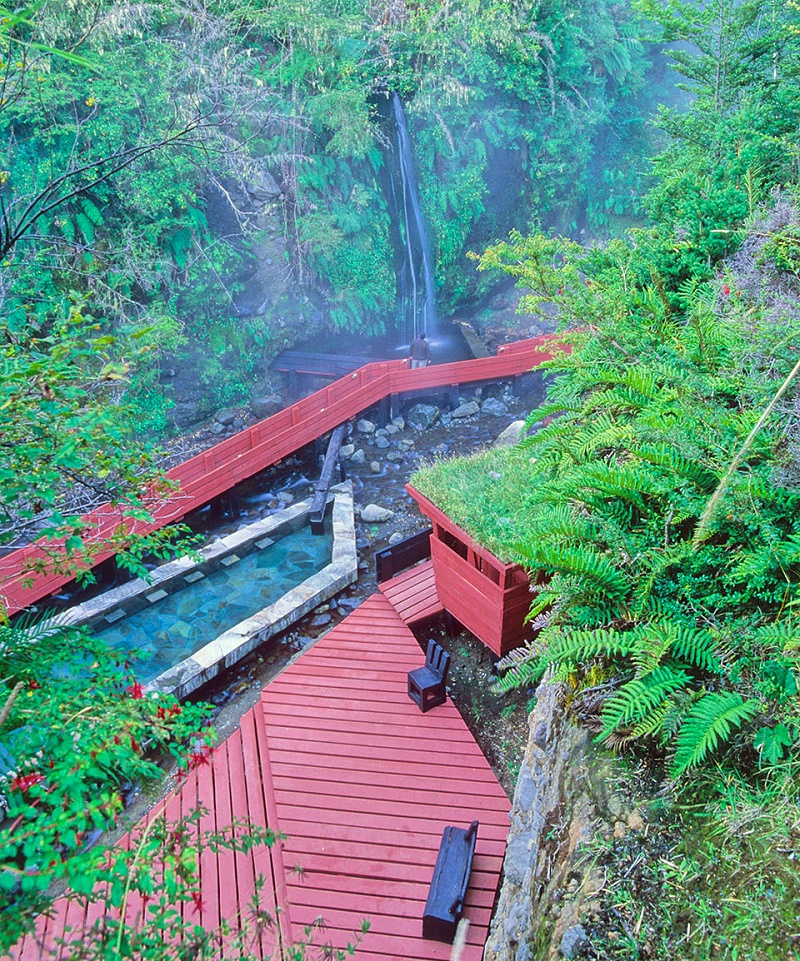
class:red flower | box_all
[169,704,182,717]
[28,679,41,690]
[191,891,204,915]
[722,283,731,297]
[187,745,213,770]
[126,682,144,699]
[9,772,44,792]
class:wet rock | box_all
[356,418,376,434]
[337,596,362,610]
[451,401,480,419]
[406,403,440,431]
[251,394,283,420]
[388,532,405,546]
[277,492,294,504]
[356,537,370,550]
[215,409,237,426]
[247,170,282,201]
[375,436,390,449]
[375,428,389,438]
[482,397,509,417]
[386,451,404,462]
[351,449,366,464]
[559,925,590,959]
[398,438,415,451]
[384,423,401,436]
[495,421,526,448]
[339,444,355,459]
[209,422,225,435]
[361,504,394,522]
[310,613,332,628]
[392,416,405,430]
[233,417,245,429]
[369,461,381,474]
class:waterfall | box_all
[391,93,438,344]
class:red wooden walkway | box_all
[378,559,443,626]
[12,593,511,961]
[0,334,565,615]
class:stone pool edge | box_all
[56,482,357,700]
[148,482,357,699]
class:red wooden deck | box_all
[378,559,444,625]
[11,593,511,961]
[0,334,567,615]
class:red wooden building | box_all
[406,485,534,657]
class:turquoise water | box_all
[98,524,333,682]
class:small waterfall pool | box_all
[98,522,333,683]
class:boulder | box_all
[356,418,377,434]
[451,401,480,419]
[375,436,390,449]
[339,444,355,459]
[361,504,394,522]
[251,395,283,420]
[214,409,237,426]
[247,170,282,201]
[494,421,526,448]
[406,403,440,431]
[482,397,509,417]
[350,449,366,464]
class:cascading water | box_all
[391,93,438,345]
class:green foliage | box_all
[418,209,800,777]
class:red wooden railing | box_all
[0,334,566,614]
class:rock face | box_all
[485,679,640,961]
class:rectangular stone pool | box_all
[57,483,357,697]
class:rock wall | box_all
[484,679,644,961]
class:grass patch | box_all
[588,767,800,961]
[411,445,536,562]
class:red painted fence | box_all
[0,334,565,615]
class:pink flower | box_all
[722,284,731,297]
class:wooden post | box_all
[310,423,347,533]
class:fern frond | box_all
[670,692,761,777]
[574,461,659,509]
[545,627,636,666]
[490,655,547,694]
[668,624,721,673]
[611,701,671,747]
[514,541,630,601]
[635,444,718,490]
[598,665,690,740]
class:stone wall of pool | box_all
[57,483,358,699]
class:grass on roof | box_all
[410,444,538,564]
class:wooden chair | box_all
[407,639,450,712]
